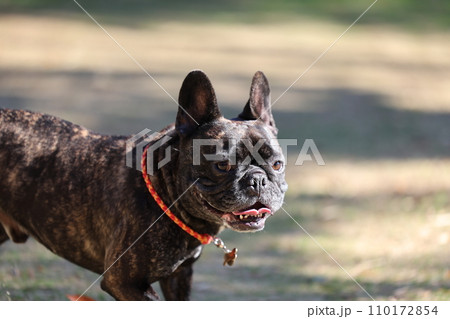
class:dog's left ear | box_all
[176,70,222,136]
[238,71,277,135]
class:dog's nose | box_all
[248,174,267,195]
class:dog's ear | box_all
[176,70,222,135]
[238,71,277,134]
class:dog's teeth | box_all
[239,215,243,220]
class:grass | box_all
[1,0,450,30]
[0,1,449,300]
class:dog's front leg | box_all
[101,274,160,301]
[159,255,198,301]
[100,251,160,301]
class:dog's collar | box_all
[141,144,237,266]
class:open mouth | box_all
[231,202,272,221]
[204,200,273,231]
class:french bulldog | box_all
[0,70,287,300]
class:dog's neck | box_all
[145,127,223,238]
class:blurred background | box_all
[0,0,449,300]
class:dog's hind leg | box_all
[0,224,9,245]
[0,210,28,244]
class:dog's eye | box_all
[272,160,283,171]
[216,161,232,172]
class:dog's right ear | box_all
[176,70,222,136]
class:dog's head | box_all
[175,70,287,232]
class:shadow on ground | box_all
[275,87,450,160]
[194,261,450,301]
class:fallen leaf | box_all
[67,294,95,301]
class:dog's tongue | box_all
[232,207,272,216]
